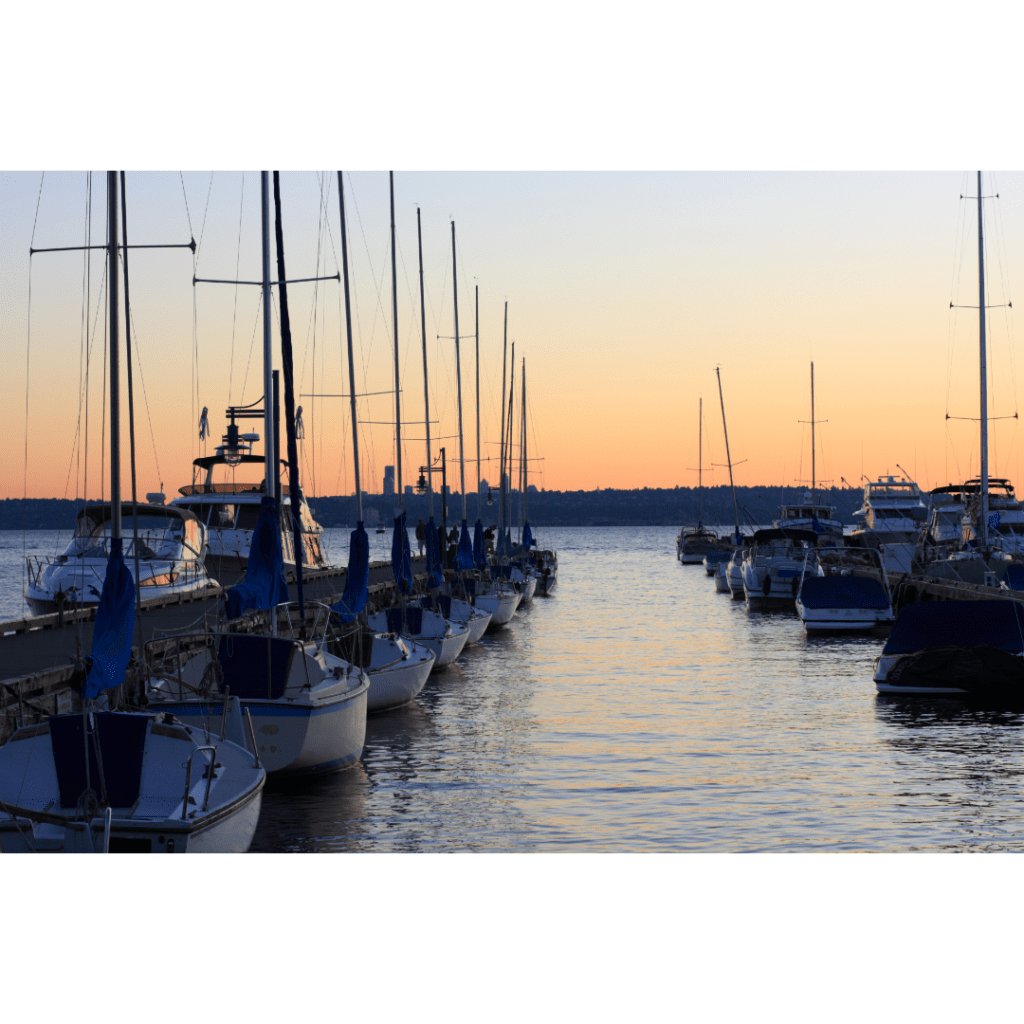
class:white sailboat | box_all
[148,172,370,769]
[1,171,265,852]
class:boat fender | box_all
[762,574,772,597]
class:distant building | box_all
[383,466,395,496]
[404,484,413,496]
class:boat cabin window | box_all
[236,503,262,530]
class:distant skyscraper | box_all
[383,466,395,496]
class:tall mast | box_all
[390,172,403,506]
[521,357,528,534]
[716,367,740,545]
[978,170,990,549]
[451,221,467,522]
[810,361,816,507]
[337,172,362,523]
[261,172,276,501]
[506,349,516,535]
[475,283,481,520]
[524,358,532,528]
[498,301,508,533]
[698,397,702,528]
[106,171,121,540]
[417,207,433,520]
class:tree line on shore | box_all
[0,485,866,530]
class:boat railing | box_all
[181,745,217,819]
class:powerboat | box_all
[171,405,333,586]
[742,528,819,610]
[796,548,894,633]
[774,490,844,539]
[874,600,1024,696]
[25,502,217,614]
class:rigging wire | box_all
[23,171,45,590]
[228,172,246,405]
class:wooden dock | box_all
[0,555,426,744]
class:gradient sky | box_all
[3,170,1024,503]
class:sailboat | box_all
[677,398,720,564]
[0,172,265,852]
[472,300,522,627]
[147,172,370,771]
[773,363,844,539]
[329,171,435,711]
[413,243,491,644]
[366,176,469,671]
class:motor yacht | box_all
[25,503,216,614]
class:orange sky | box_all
[3,171,1023,502]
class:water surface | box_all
[5,526,1022,851]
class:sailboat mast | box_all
[521,357,527,535]
[506,349,516,534]
[716,367,740,543]
[475,284,481,521]
[417,207,433,520]
[336,172,362,523]
[978,170,990,549]
[498,301,508,534]
[390,172,403,506]
[810,361,816,507]
[698,397,703,528]
[451,221,467,521]
[261,172,276,503]
[107,171,121,539]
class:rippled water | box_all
[6,526,1024,851]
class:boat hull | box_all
[154,687,368,777]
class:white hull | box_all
[0,714,265,853]
[475,587,521,627]
[447,599,492,644]
[366,609,470,670]
[364,634,435,711]
[797,600,894,632]
[155,686,367,777]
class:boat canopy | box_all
[882,600,1024,656]
[800,575,890,610]
[751,528,819,546]
[1003,565,1024,591]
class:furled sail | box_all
[392,509,412,594]
[473,519,486,569]
[225,496,288,619]
[522,521,534,550]
[331,524,369,623]
[82,539,136,700]
[425,516,445,588]
[456,520,474,572]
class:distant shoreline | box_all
[0,486,865,530]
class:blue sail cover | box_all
[425,516,445,588]
[473,520,486,569]
[1004,565,1024,592]
[799,575,890,610]
[456,520,474,572]
[522,521,535,549]
[82,539,136,700]
[225,496,289,620]
[882,600,1024,656]
[496,527,508,558]
[330,524,369,623]
[391,510,412,594]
